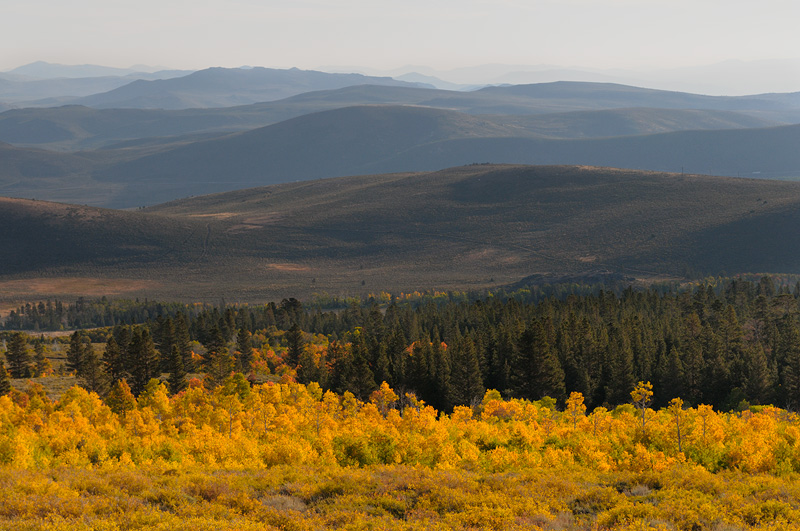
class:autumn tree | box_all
[668,397,684,452]
[105,379,136,415]
[566,391,586,429]
[0,360,10,395]
[631,380,653,438]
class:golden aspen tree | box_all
[370,382,399,418]
[631,381,653,438]
[591,406,608,438]
[697,404,713,445]
[668,397,684,453]
[565,391,586,430]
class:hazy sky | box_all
[2,0,798,72]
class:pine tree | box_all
[659,345,685,402]
[781,324,800,409]
[128,328,160,396]
[166,344,187,395]
[605,327,635,405]
[328,340,355,394]
[285,323,304,367]
[236,328,254,373]
[66,331,89,376]
[103,336,125,383]
[202,325,232,389]
[174,313,194,372]
[297,347,324,387]
[155,316,176,373]
[745,343,772,405]
[32,341,50,378]
[512,320,566,401]
[80,346,109,396]
[430,338,452,412]
[449,335,484,407]
[5,332,31,378]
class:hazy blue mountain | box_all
[69,67,431,109]
[1,81,792,150]
[0,70,194,105]
[4,61,171,79]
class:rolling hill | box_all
[1,103,798,207]
[3,165,800,304]
[3,80,797,150]
[91,105,800,206]
[67,67,429,110]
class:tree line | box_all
[4,277,800,412]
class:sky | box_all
[2,0,799,74]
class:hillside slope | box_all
[94,106,800,206]
[4,165,800,302]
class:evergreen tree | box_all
[512,320,566,401]
[781,324,800,409]
[155,316,176,373]
[128,328,160,396]
[328,340,355,394]
[79,346,109,396]
[103,336,125,383]
[745,343,772,405]
[173,313,194,372]
[449,335,484,407]
[285,323,304,367]
[659,345,685,402]
[605,327,636,405]
[66,331,90,376]
[430,337,452,412]
[350,341,377,400]
[235,328,254,373]
[5,332,31,378]
[32,341,50,378]
[297,347,325,387]
[166,344,187,395]
[202,325,232,389]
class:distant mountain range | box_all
[5,61,173,79]
[1,77,799,207]
[4,165,800,303]
[0,81,796,151]
[1,99,800,207]
[348,58,800,96]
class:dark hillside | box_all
[5,165,800,302]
